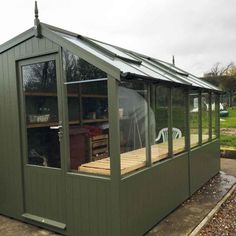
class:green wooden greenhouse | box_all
[0,4,221,236]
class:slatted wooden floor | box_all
[79,134,209,175]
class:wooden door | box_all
[18,54,66,231]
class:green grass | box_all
[220,107,236,128]
[220,107,236,150]
[220,135,236,150]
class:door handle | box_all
[50,125,62,130]
[50,122,63,142]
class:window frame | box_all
[171,86,188,156]
[189,89,201,149]
[201,90,211,143]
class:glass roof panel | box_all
[154,59,220,90]
[51,28,220,91]
[89,41,174,82]
[89,39,140,62]
[53,31,148,76]
[124,52,189,84]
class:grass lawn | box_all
[220,135,236,150]
[220,107,236,128]
[220,107,236,150]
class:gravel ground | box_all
[220,128,236,135]
[198,187,236,236]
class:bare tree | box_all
[203,62,236,107]
[204,62,235,77]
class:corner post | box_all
[146,83,152,166]
[108,74,121,235]
[185,88,191,196]
[168,87,173,157]
[185,88,190,151]
[199,90,202,145]
[216,93,220,138]
[209,92,212,141]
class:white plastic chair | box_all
[155,128,182,143]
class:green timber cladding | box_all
[0,21,221,236]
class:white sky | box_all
[1,0,236,76]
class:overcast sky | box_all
[0,0,235,76]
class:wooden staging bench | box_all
[79,135,208,175]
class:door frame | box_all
[17,53,67,231]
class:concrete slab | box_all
[0,215,60,236]
[221,158,236,176]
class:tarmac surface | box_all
[0,158,236,236]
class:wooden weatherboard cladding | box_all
[0,36,59,218]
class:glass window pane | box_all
[172,88,186,154]
[150,85,169,162]
[211,93,216,139]
[22,60,61,168]
[189,90,200,147]
[119,81,147,175]
[215,94,220,138]
[63,49,106,83]
[202,92,210,142]
[63,49,110,175]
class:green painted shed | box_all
[0,5,221,236]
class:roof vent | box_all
[34,1,41,38]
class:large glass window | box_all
[189,90,200,147]
[150,85,169,162]
[119,81,148,175]
[63,50,110,175]
[172,88,186,154]
[202,92,210,142]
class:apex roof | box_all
[0,22,220,91]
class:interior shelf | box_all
[25,92,78,97]
[81,94,107,98]
[25,92,107,98]
[27,122,59,128]
[68,120,80,125]
[25,91,108,128]
[26,119,108,128]
[27,120,80,128]
[82,119,108,124]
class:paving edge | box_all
[189,184,236,236]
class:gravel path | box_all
[198,187,236,236]
[220,128,236,135]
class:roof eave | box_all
[120,72,191,87]
[0,27,35,54]
[41,22,79,38]
[120,72,223,93]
